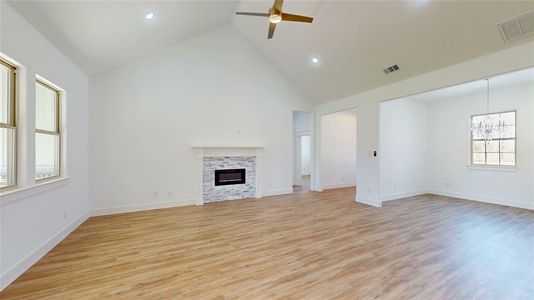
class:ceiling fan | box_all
[235,0,314,39]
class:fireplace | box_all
[195,147,261,203]
[215,168,246,186]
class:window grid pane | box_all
[1,64,13,125]
[0,59,16,189]
[35,79,60,181]
[35,81,59,133]
[1,128,16,188]
[470,111,516,167]
[472,152,485,165]
[35,132,60,180]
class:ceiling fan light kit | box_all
[236,0,313,39]
[269,8,282,24]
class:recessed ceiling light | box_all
[311,57,319,64]
[145,12,155,20]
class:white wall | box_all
[426,83,534,209]
[89,25,313,213]
[300,136,311,176]
[379,99,428,200]
[0,2,89,289]
[293,111,312,135]
[314,41,534,207]
[320,110,357,189]
[378,83,533,209]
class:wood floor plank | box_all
[1,188,533,299]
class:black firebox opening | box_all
[215,169,246,186]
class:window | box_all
[35,79,60,181]
[471,111,516,166]
[1,59,16,189]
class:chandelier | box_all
[471,79,505,141]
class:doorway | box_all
[294,135,311,192]
[293,111,313,193]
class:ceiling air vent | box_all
[383,64,400,74]
[498,10,534,43]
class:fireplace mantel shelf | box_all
[192,145,264,149]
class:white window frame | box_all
[470,110,517,167]
[35,78,61,182]
[0,58,17,189]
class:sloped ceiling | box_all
[407,67,534,103]
[8,1,534,104]
[8,1,239,75]
[233,1,534,103]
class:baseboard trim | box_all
[427,190,534,210]
[381,190,427,202]
[263,189,294,197]
[355,196,382,207]
[0,211,89,291]
[323,183,356,190]
[91,200,196,217]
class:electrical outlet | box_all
[367,188,371,194]
[63,211,68,219]
[168,191,172,197]
[446,183,451,188]
[394,184,397,190]
[153,192,159,198]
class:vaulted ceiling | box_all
[233,1,534,103]
[8,1,240,75]
[407,67,534,103]
[8,1,534,104]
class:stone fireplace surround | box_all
[192,146,263,205]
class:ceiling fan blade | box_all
[235,12,269,17]
[268,22,277,39]
[281,13,313,23]
[274,0,284,11]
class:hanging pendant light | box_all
[470,79,505,141]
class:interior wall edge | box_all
[427,190,534,211]
[323,183,356,190]
[0,211,90,291]
[355,196,382,208]
[90,200,198,217]
[380,190,428,202]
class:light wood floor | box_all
[2,188,533,299]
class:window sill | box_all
[0,177,69,205]
[467,165,517,172]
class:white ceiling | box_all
[9,1,534,104]
[232,1,534,103]
[405,67,534,103]
[8,1,239,75]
